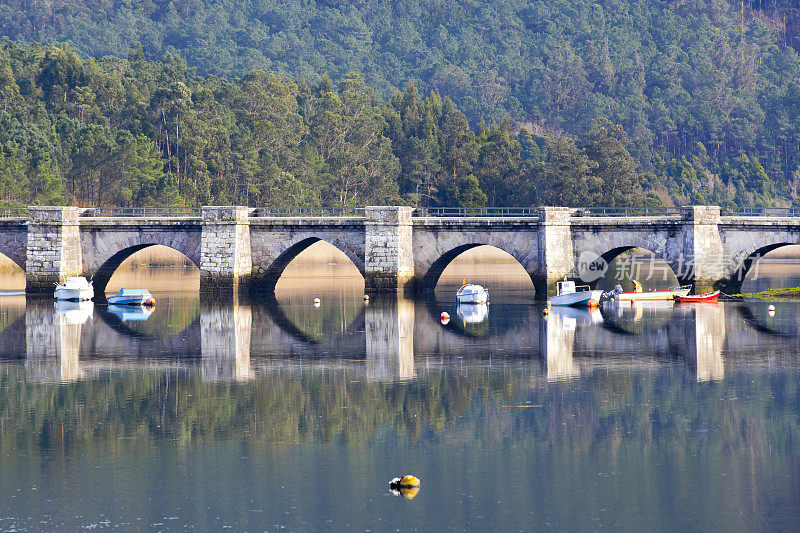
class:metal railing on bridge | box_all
[413,207,538,217]
[80,207,201,217]
[252,207,366,217]
[721,206,800,217]
[572,206,682,217]
[0,207,29,218]
[9,205,800,219]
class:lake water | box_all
[0,265,799,531]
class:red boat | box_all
[673,290,720,303]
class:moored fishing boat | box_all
[549,280,603,307]
[456,283,488,304]
[610,280,691,301]
[54,276,94,301]
[107,288,156,306]
[674,290,720,302]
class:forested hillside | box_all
[1,1,800,207]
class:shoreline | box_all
[736,287,800,301]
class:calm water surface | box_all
[0,266,799,531]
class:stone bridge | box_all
[2,205,800,298]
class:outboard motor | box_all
[601,284,623,302]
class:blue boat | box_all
[107,288,156,306]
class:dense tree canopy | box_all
[1,1,800,207]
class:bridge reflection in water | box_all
[5,295,799,383]
[543,303,726,382]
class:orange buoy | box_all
[587,299,598,308]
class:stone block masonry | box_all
[535,206,574,297]
[364,206,415,292]
[680,206,724,293]
[200,206,252,299]
[26,207,82,294]
[10,204,800,300]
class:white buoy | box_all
[313,298,321,307]
[768,304,775,312]
[364,294,369,301]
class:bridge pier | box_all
[25,207,83,294]
[680,206,724,293]
[364,206,415,293]
[200,206,252,301]
[534,207,574,298]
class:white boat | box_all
[107,288,156,306]
[456,284,488,304]
[54,276,93,301]
[613,280,691,301]
[549,280,603,307]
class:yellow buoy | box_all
[398,486,420,499]
[401,475,420,487]
[389,475,421,489]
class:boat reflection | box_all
[457,302,488,324]
[549,305,603,326]
[54,300,94,325]
[600,300,675,334]
[107,304,154,322]
[26,302,83,382]
[541,305,603,381]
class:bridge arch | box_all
[570,226,686,288]
[88,243,200,297]
[0,249,25,290]
[253,236,365,293]
[0,223,27,271]
[720,239,800,293]
[81,226,201,298]
[413,239,538,294]
[585,246,681,290]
